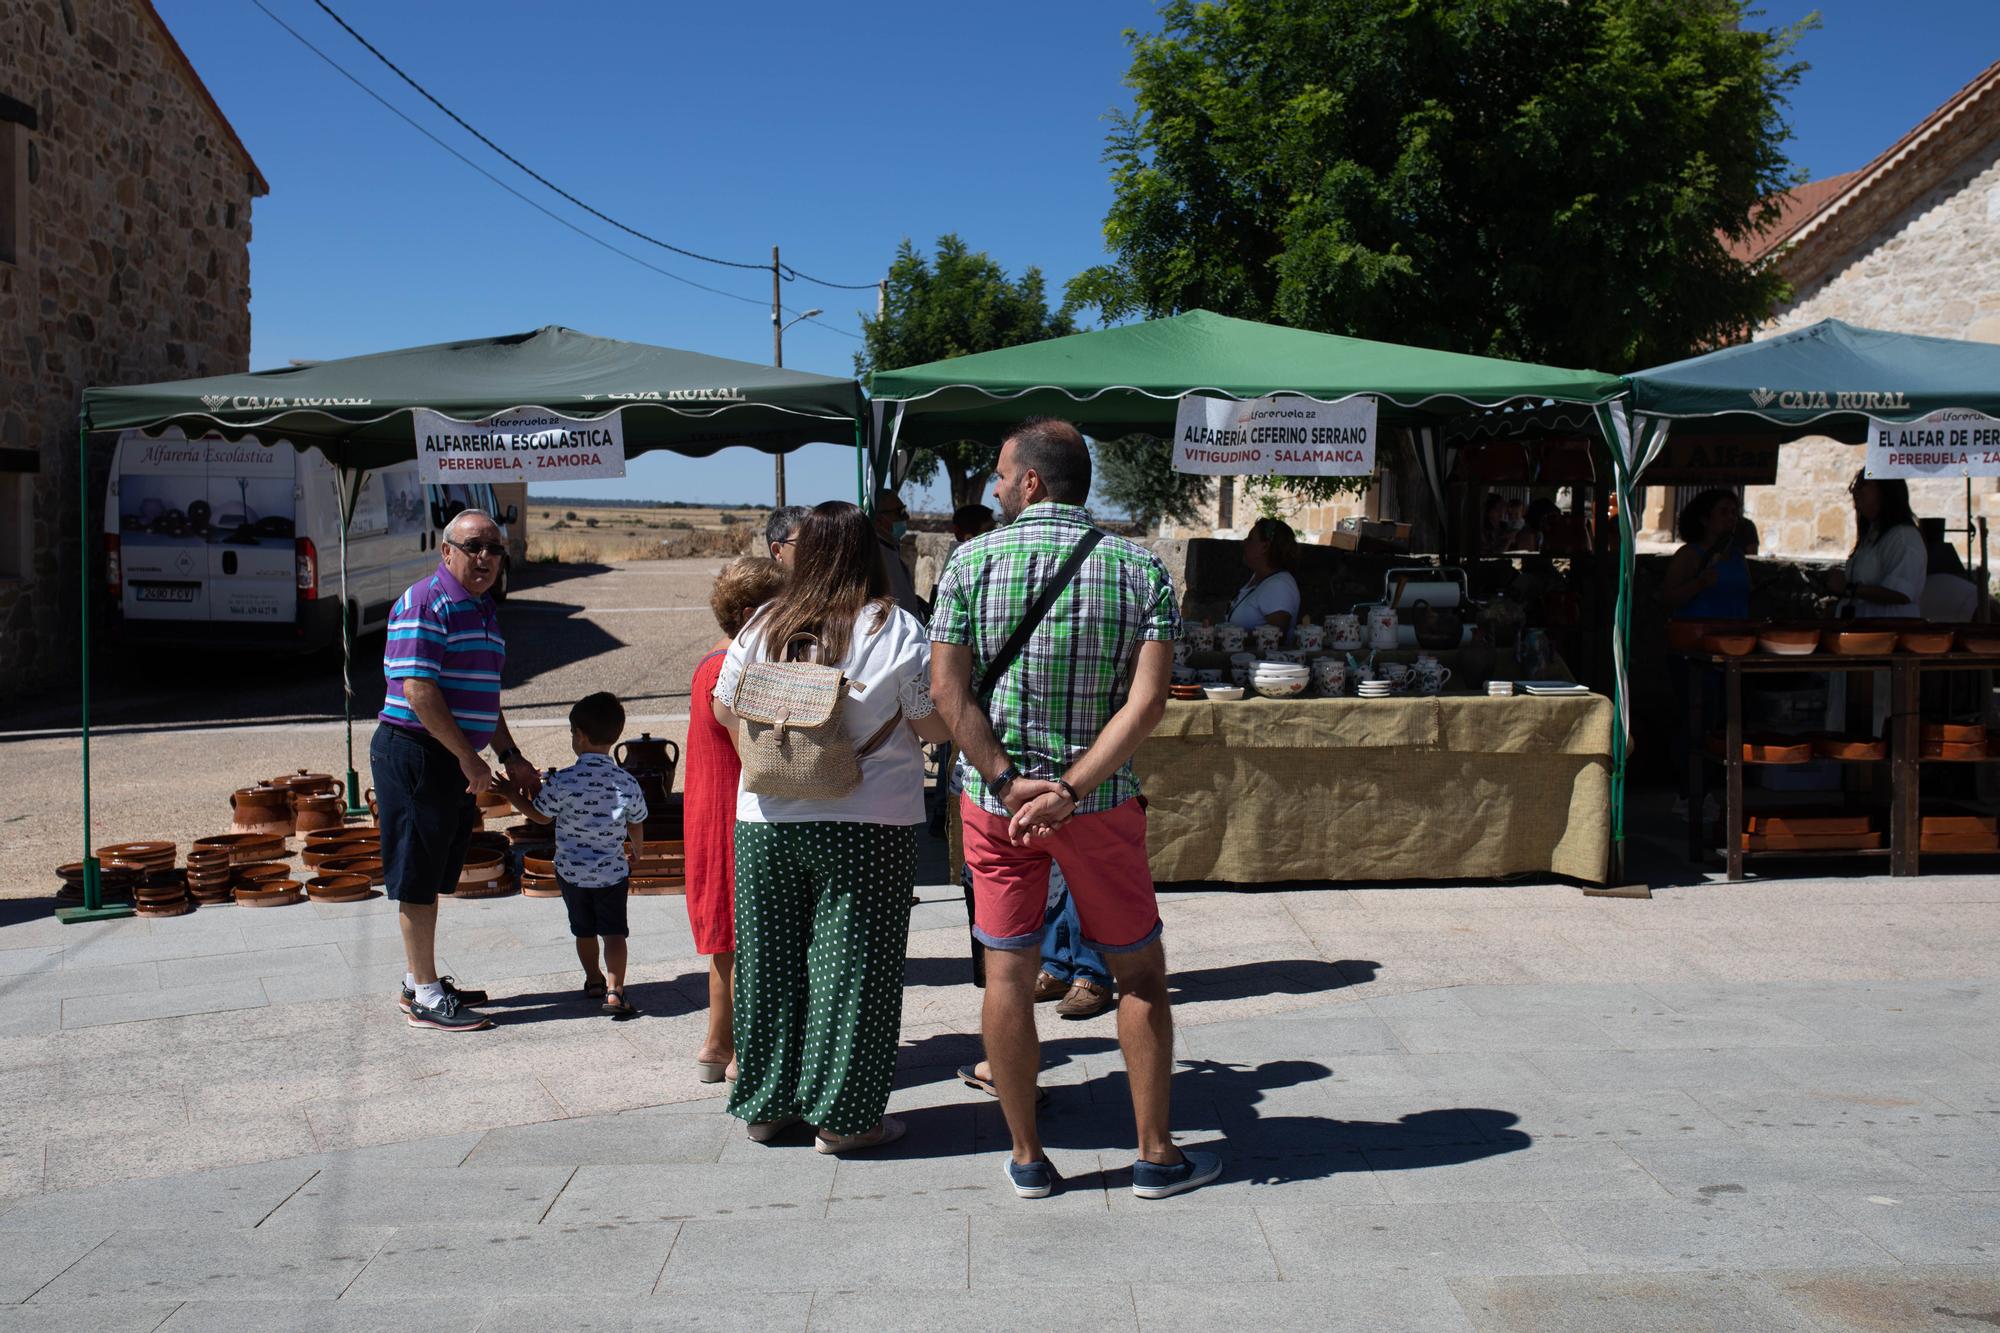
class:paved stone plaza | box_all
[0,868,1997,1330]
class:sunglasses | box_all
[447,539,507,558]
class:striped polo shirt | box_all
[378,564,506,751]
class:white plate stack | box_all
[1249,662,1309,698]
[1487,679,1515,697]
[1357,678,1394,698]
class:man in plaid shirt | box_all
[931,417,1222,1202]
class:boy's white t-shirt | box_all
[715,602,934,826]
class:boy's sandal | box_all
[955,1064,1051,1108]
[602,989,637,1016]
[582,979,608,1000]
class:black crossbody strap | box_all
[977,529,1105,705]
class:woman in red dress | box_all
[685,556,787,1082]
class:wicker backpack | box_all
[732,633,901,800]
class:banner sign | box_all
[414,407,626,483]
[1172,394,1377,477]
[1641,435,1781,486]
[1865,408,2000,479]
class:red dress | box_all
[683,648,739,954]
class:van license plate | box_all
[134,584,197,603]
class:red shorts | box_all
[960,795,1161,953]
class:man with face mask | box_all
[872,488,926,621]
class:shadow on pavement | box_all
[474,969,706,1025]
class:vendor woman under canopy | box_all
[1227,517,1303,640]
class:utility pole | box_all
[771,244,785,509]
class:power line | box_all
[308,0,880,296]
[250,0,860,341]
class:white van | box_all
[103,428,515,652]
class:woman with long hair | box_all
[1828,474,1925,619]
[712,501,951,1153]
[684,556,787,1084]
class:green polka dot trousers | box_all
[728,821,916,1137]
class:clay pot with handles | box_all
[291,790,344,834]
[229,784,294,837]
[616,732,680,815]
[269,770,340,798]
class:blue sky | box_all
[159,0,2000,511]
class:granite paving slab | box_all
[1540,1195,1899,1273]
[1446,1271,1820,1332]
[971,1209,1277,1286]
[258,1165,573,1229]
[1256,1202,1585,1278]
[339,1222,680,1300]
[30,1226,393,1303]
[543,1161,836,1225]
[661,1216,969,1291]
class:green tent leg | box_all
[338,468,367,820]
[60,419,132,924]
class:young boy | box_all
[503,692,649,1016]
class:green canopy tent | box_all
[865,309,1640,877]
[67,326,866,920]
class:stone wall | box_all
[0,0,259,693]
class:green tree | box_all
[1068,0,1809,373]
[1094,433,1212,528]
[857,235,1076,508]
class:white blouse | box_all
[715,604,934,826]
[1846,525,1926,619]
[1227,571,1301,633]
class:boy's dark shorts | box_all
[559,876,630,939]
[371,724,476,907]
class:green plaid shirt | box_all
[931,502,1179,816]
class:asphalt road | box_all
[1,560,734,897]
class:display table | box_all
[1133,693,1613,885]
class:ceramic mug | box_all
[1273,648,1309,664]
[1382,662,1413,686]
[1252,624,1283,653]
[1296,622,1325,651]
[1172,666,1197,684]
[1229,665,1250,686]
[1173,641,1192,665]
[1368,607,1400,650]
[1197,667,1225,683]
[1328,613,1363,648]
[1313,659,1346,695]
[1188,623,1217,650]
[1229,651,1258,669]
[1417,664,1453,695]
[1217,625,1248,652]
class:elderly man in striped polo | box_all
[371,509,539,1031]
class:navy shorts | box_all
[560,876,630,939]
[370,724,476,907]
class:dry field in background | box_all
[526,504,767,563]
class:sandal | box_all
[582,978,608,1000]
[956,1064,1052,1109]
[601,989,636,1017]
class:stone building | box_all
[1639,59,2000,563]
[1,0,266,691]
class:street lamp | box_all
[771,307,823,508]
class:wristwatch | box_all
[990,766,1021,798]
[494,745,523,766]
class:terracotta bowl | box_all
[1828,630,1898,656]
[629,877,686,896]
[1957,630,2000,654]
[1666,621,1706,654]
[234,881,303,907]
[1814,735,1887,762]
[1924,722,1988,744]
[522,855,558,878]
[468,831,511,854]
[458,851,505,884]
[1900,630,1955,655]
[320,855,384,884]
[1924,740,1990,761]
[135,899,194,918]
[1759,627,1820,648]
[1923,813,1999,836]
[305,874,374,903]
[94,841,175,868]
[521,878,563,899]
[1699,634,1756,657]
[234,862,291,886]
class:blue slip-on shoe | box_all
[1004,1156,1061,1199]
[1131,1148,1222,1199]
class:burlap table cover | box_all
[1135,694,1612,885]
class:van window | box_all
[384,472,423,535]
[349,471,389,536]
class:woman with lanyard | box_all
[1826,474,1927,737]
[1228,517,1303,643]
